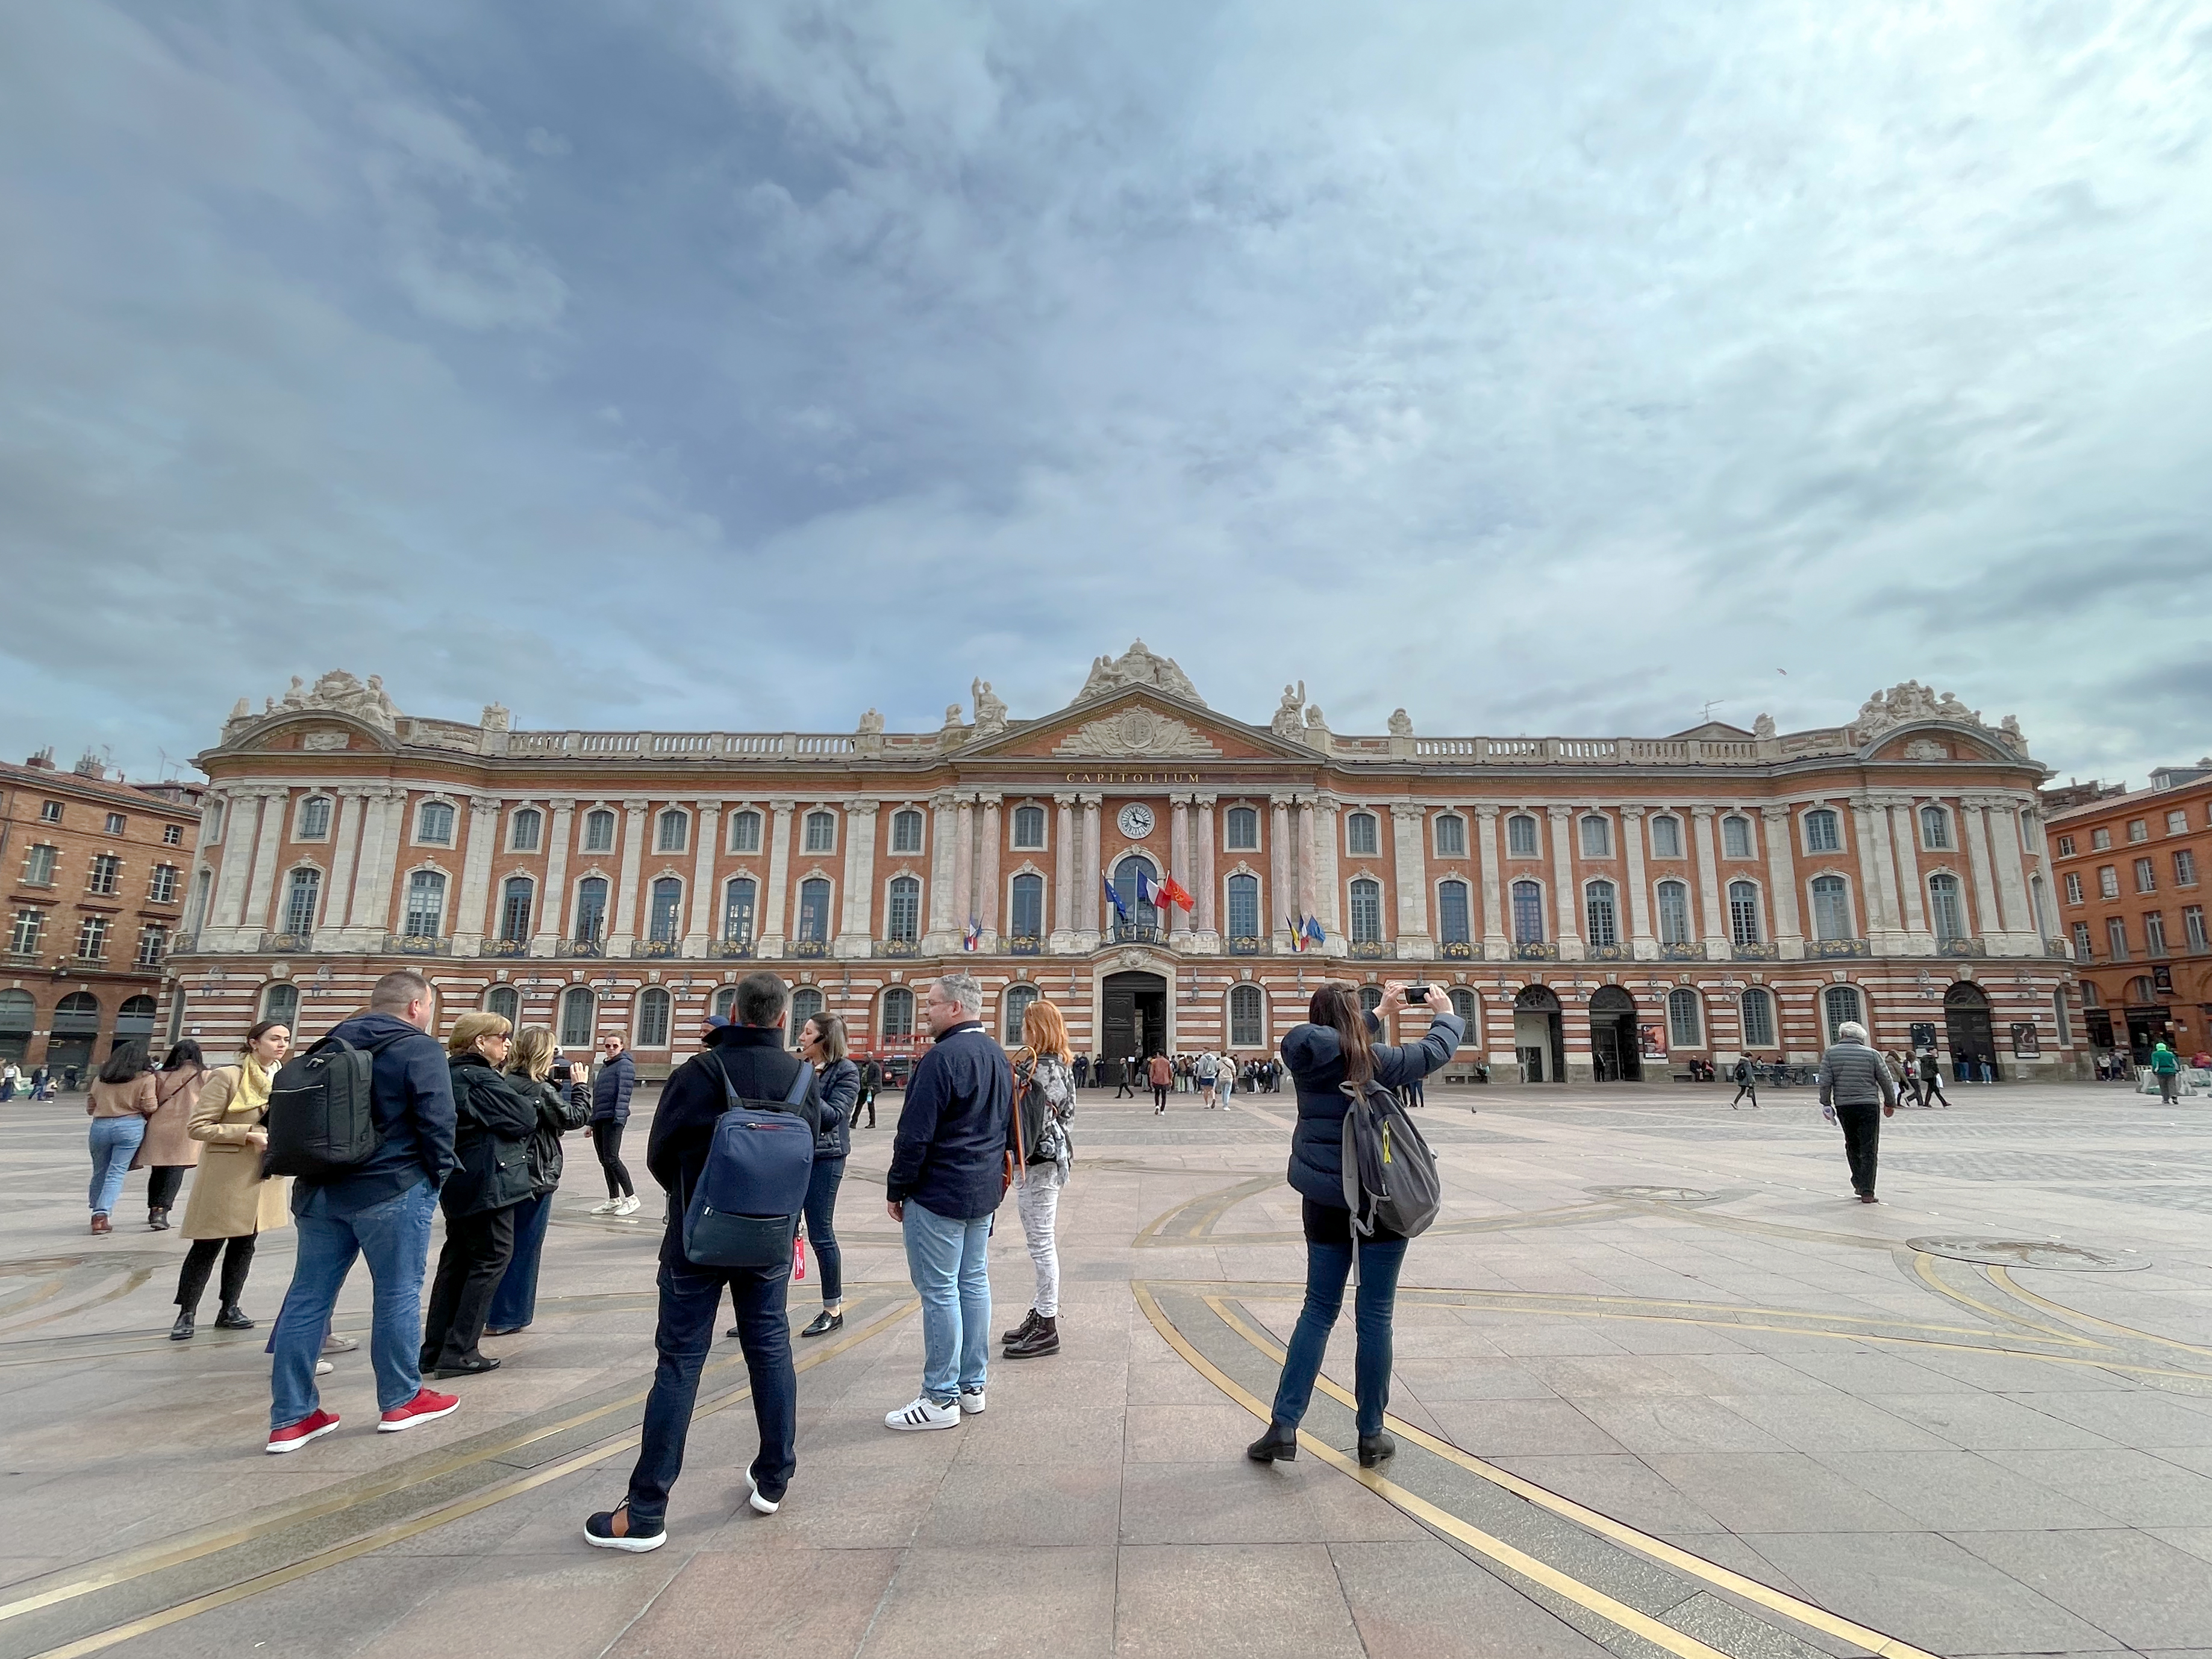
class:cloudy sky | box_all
[4,1,2208,785]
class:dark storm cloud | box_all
[2,0,2207,784]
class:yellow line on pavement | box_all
[1986,1265,2212,1358]
[1910,1252,2102,1348]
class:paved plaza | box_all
[3,1078,2210,1658]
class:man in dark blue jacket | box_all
[586,972,822,1551]
[266,969,460,1453]
[881,971,1013,1432]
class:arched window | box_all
[486,984,519,1023]
[886,876,922,942]
[281,867,321,938]
[583,809,615,852]
[0,988,31,1058]
[1667,987,1704,1047]
[509,808,542,852]
[803,811,836,854]
[1225,807,1258,851]
[498,876,534,943]
[1721,815,1754,858]
[647,877,683,943]
[656,809,689,853]
[1113,855,1157,929]
[403,870,446,939]
[637,987,672,1048]
[297,796,333,840]
[889,809,923,854]
[712,985,739,1020]
[1229,983,1264,1046]
[1822,984,1865,1043]
[1920,805,1952,850]
[115,995,156,1048]
[416,801,455,845]
[1511,879,1545,943]
[1435,814,1467,857]
[1657,879,1691,945]
[261,981,299,1029]
[1804,808,1840,852]
[1928,873,1966,942]
[573,876,609,945]
[1727,881,1760,947]
[1584,880,1618,946]
[1011,805,1046,849]
[729,810,762,853]
[558,987,596,1048]
[1349,878,1384,944]
[1003,984,1040,1042]
[1650,814,1684,858]
[1359,985,1384,1015]
[1740,987,1776,1048]
[1226,873,1260,940]
[1448,987,1478,1045]
[789,986,823,1048]
[1346,812,1379,856]
[1579,814,1612,858]
[881,986,915,1039]
[1437,879,1470,945]
[1009,873,1044,939]
[722,876,756,943]
[796,878,832,943]
[1507,813,1540,857]
[1810,874,1852,940]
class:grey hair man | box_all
[882,972,1013,1431]
[1817,1019,1898,1204]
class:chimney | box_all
[73,749,106,779]
[23,746,54,770]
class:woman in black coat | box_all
[420,1013,539,1378]
[1248,981,1461,1469]
[486,1026,593,1336]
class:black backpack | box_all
[263,1031,407,1180]
[1339,1077,1442,1242]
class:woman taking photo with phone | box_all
[1248,981,1460,1469]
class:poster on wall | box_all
[1909,1022,1938,1053]
[2010,1022,2040,1058]
[1638,1023,1666,1060]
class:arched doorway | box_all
[1943,982,1996,1079]
[1588,986,1641,1082]
[2119,975,2173,1064]
[113,994,157,1058]
[0,989,31,1064]
[49,992,102,1081]
[1513,985,1565,1084]
[1102,969,1167,1069]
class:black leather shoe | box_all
[213,1304,254,1331]
[433,1355,502,1378]
[1358,1432,1396,1468]
[1003,1314,1058,1358]
[1246,1423,1299,1463]
[800,1309,843,1338]
[147,1209,170,1231]
[1001,1308,1040,1345]
[169,1308,195,1342]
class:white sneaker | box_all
[958,1388,987,1415]
[614,1195,641,1216]
[884,1396,961,1431]
[745,1469,781,1514]
[315,1358,333,1376]
[589,1198,618,1214]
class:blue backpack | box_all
[682,1055,815,1269]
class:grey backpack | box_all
[1340,1078,1442,1240]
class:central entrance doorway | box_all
[1943,982,1997,1077]
[1588,986,1642,1082]
[1102,970,1167,1065]
[1513,986,1566,1083]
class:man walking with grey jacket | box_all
[1818,1020,1898,1204]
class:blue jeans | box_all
[627,1252,795,1524]
[87,1116,146,1215]
[270,1179,437,1428]
[902,1199,992,1404]
[802,1157,845,1304]
[1270,1207,1408,1437]
[487,1190,554,1330]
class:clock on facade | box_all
[1117,802,1156,839]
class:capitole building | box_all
[159,647,2087,1083]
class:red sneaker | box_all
[378,1388,460,1433]
[266,1408,340,1454]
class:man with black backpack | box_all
[264,970,459,1454]
[585,972,821,1551]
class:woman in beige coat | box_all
[131,1040,206,1231]
[172,1020,292,1341]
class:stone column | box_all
[684,801,723,958]
[1051,793,1077,948]
[976,795,1002,947]
[1391,804,1431,958]
[1990,798,2034,945]
[240,789,290,939]
[208,788,261,938]
[1851,798,1893,943]
[1295,799,1317,923]
[1270,795,1296,949]
[836,801,879,958]
[1169,795,1192,944]
[1194,793,1218,940]
[1884,799,1927,948]
[949,796,976,937]
[1548,805,1584,958]
[1620,805,1652,958]
[1761,805,1803,958]
[324,789,365,936]
[609,798,651,954]
[1857,796,1905,950]
[758,799,796,955]
[536,799,575,955]
[1475,805,1506,960]
[1689,805,1726,954]
[1078,795,1103,942]
[1311,799,1343,948]
[452,796,502,953]
[354,790,404,943]
[924,792,960,953]
[1960,799,2004,945]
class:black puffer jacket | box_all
[813,1057,859,1159]
[515,1073,592,1195]
[1281,1010,1462,1208]
[442,1055,539,1217]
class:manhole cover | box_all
[1588,1185,1714,1203]
[1908,1237,2143,1272]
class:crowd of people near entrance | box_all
[1078,1049,1284,1102]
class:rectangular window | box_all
[105,811,126,835]
[2091,826,2111,850]
[730,811,763,853]
[1009,875,1043,937]
[1741,991,1775,1048]
[2107,917,2129,960]
[1657,883,1690,945]
[2186,905,2207,952]
[1921,807,1952,850]
[2135,858,2156,894]
[2052,989,2072,1046]
[1507,815,1539,857]
[2146,911,2168,955]
[1011,804,1046,849]
[148,865,179,904]
[2128,819,2148,842]
[1226,875,1260,939]
[1651,816,1684,858]
[2167,810,2189,834]
[2064,872,2082,905]
[1224,807,1258,851]
[87,854,120,895]
[76,914,108,960]
[22,845,57,886]
[2071,921,2092,961]
[1720,816,1752,858]
[887,810,921,854]
[1437,882,1470,944]
[803,812,836,854]
[39,801,61,824]
[1434,815,1466,857]
[1584,885,1619,946]
[8,910,43,955]
[1579,816,1611,858]
[584,811,616,852]
[1347,814,1379,856]
[2176,849,2198,887]
[1511,883,1545,943]
[2055,834,2076,857]
[163,824,183,846]
[1348,881,1383,943]
[1802,811,1839,854]
[2099,866,2120,899]
[136,925,166,966]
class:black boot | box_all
[1246,1422,1298,1463]
[169,1308,195,1342]
[1001,1308,1040,1345]
[148,1208,170,1231]
[213,1304,254,1331]
[1358,1431,1396,1468]
[1003,1314,1059,1358]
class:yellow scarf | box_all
[234,1056,272,1118]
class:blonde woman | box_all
[419,1012,537,1377]
[1002,998,1076,1360]
[486,1026,592,1336]
[172,1022,292,1339]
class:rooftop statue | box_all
[1271,681,1307,740]
[971,678,1008,736]
[227,669,399,735]
[1076,640,1203,707]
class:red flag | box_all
[1156,875,1195,913]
